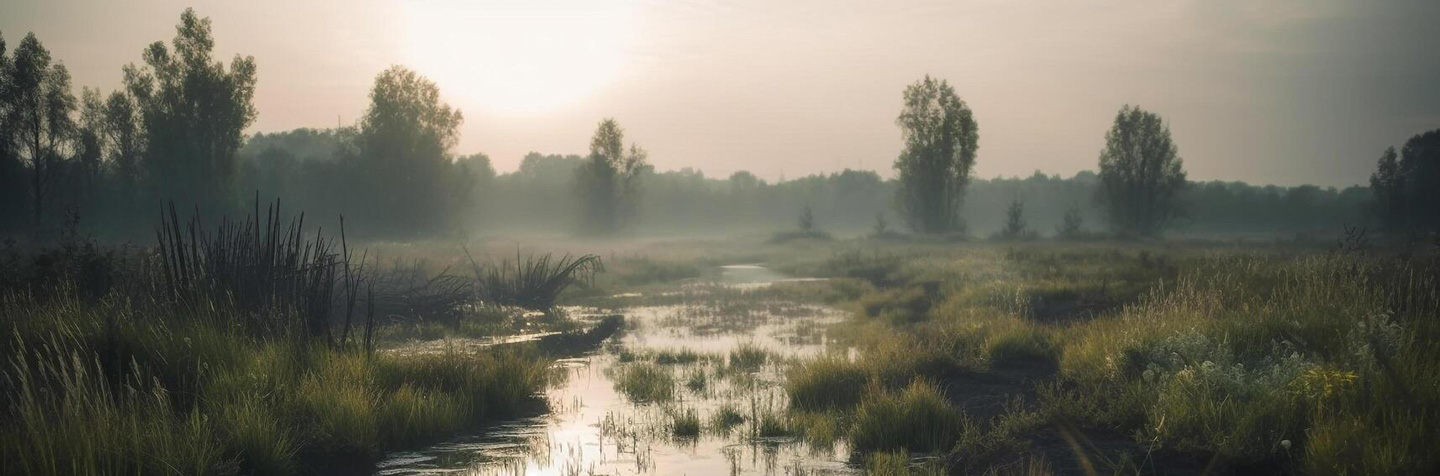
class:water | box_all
[375,265,859,476]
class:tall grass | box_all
[464,248,603,310]
[0,291,550,475]
[155,198,370,344]
[849,379,965,454]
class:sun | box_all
[401,0,640,116]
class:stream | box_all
[373,265,860,476]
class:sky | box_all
[3,0,1438,187]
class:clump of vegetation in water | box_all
[670,409,700,438]
[465,248,603,311]
[614,363,675,403]
[711,405,747,432]
[727,344,768,372]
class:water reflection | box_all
[375,266,859,476]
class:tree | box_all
[7,33,76,228]
[126,8,256,213]
[798,205,816,233]
[576,118,648,235]
[894,75,979,234]
[1370,129,1440,234]
[0,31,27,231]
[1057,206,1084,239]
[998,199,1029,240]
[1095,105,1186,237]
[349,65,466,234]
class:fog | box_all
[5,0,1438,188]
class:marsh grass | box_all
[0,292,549,475]
[786,356,868,411]
[671,408,701,438]
[801,241,1440,474]
[465,249,602,311]
[614,363,675,403]
[727,343,768,372]
[711,404,747,432]
[850,379,964,454]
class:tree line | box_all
[2,9,1429,241]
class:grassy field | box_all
[3,231,1436,475]
[758,238,1440,475]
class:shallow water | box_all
[375,266,859,476]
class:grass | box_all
[849,379,965,454]
[727,343,768,371]
[0,287,549,475]
[711,405,747,431]
[786,356,868,410]
[465,249,603,310]
[614,363,675,403]
[777,239,1440,474]
[671,409,701,438]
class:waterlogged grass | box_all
[781,240,1440,474]
[0,295,549,476]
[727,343,769,371]
[711,405,747,431]
[786,356,868,411]
[614,363,675,403]
[671,408,701,438]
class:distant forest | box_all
[233,128,1371,239]
[0,9,1381,242]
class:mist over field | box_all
[1,2,1438,476]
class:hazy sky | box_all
[4,0,1438,187]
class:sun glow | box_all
[401,0,640,116]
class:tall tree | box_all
[350,65,466,234]
[893,75,979,234]
[0,31,25,230]
[1370,129,1440,234]
[126,8,256,213]
[576,118,648,235]
[8,33,76,228]
[1095,105,1186,237]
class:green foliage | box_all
[894,75,979,234]
[1055,206,1085,240]
[128,8,257,214]
[576,118,649,235]
[995,199,1037,240]
[346,65,471,235]
[1369,128,1440,234]
[1096,105,1186,237]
